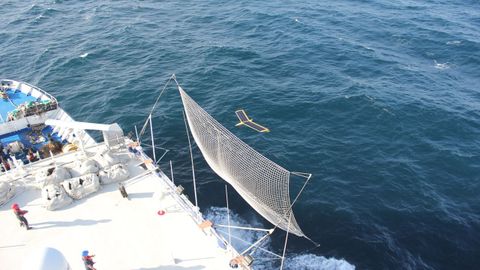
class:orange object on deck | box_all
[198,220,213,229]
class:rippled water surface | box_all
[1,1,479,269]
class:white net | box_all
[179,87,304,237]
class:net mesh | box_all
[179,87,304,237]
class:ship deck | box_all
[0,143,235,270]
[0,126,64,163]
[0,88,38,122]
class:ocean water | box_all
[1,0,479,269]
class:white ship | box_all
[0,76,312,270]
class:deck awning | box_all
[45,119,124,147]
[45,119,122,132]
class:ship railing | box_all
[0,110,59,135]
[134,147,242,260]
[0,140,108,178]
[16,81,58,104]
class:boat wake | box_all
[205,207,267,253]
[205,207,355,270]
[284,254,355,270]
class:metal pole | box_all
[156,149,169,164]
[241,232,272,256]
[214,224,272,232]
[280,213,292,270]
[75,129,86,156]
[216,229,283,259]
[170,160,175,185]
[134,125,139,142]
[225,184,231,245]
[149,115,156,163]
[49,150,56,166]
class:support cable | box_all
[240,231,273,256]
[275,172,320,246]
[216,229,282,259]
[280,213,292,270]
[149,115,156,163]
[182,109,198,208]
[139,74,175,140]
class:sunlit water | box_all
[1,1,479,269]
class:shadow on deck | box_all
[31,218,111,229]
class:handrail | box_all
[19,80,58,103]
[136,147,245,263]
[1,79,58,103]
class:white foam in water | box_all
[434,60,450,70]
[446,40,461,45]
[285,254,355,270]
[205,206,266,253]
[80,52,89,58]
[205,207,356,270]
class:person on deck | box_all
[118,182,128,199]
[1,145,10,160]
[82,250,96,270]
[1,90,8,100]
[27,148,37,163]
[11,203,32,230]
[1,156,10,171]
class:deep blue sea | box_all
[1,0,479,269]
